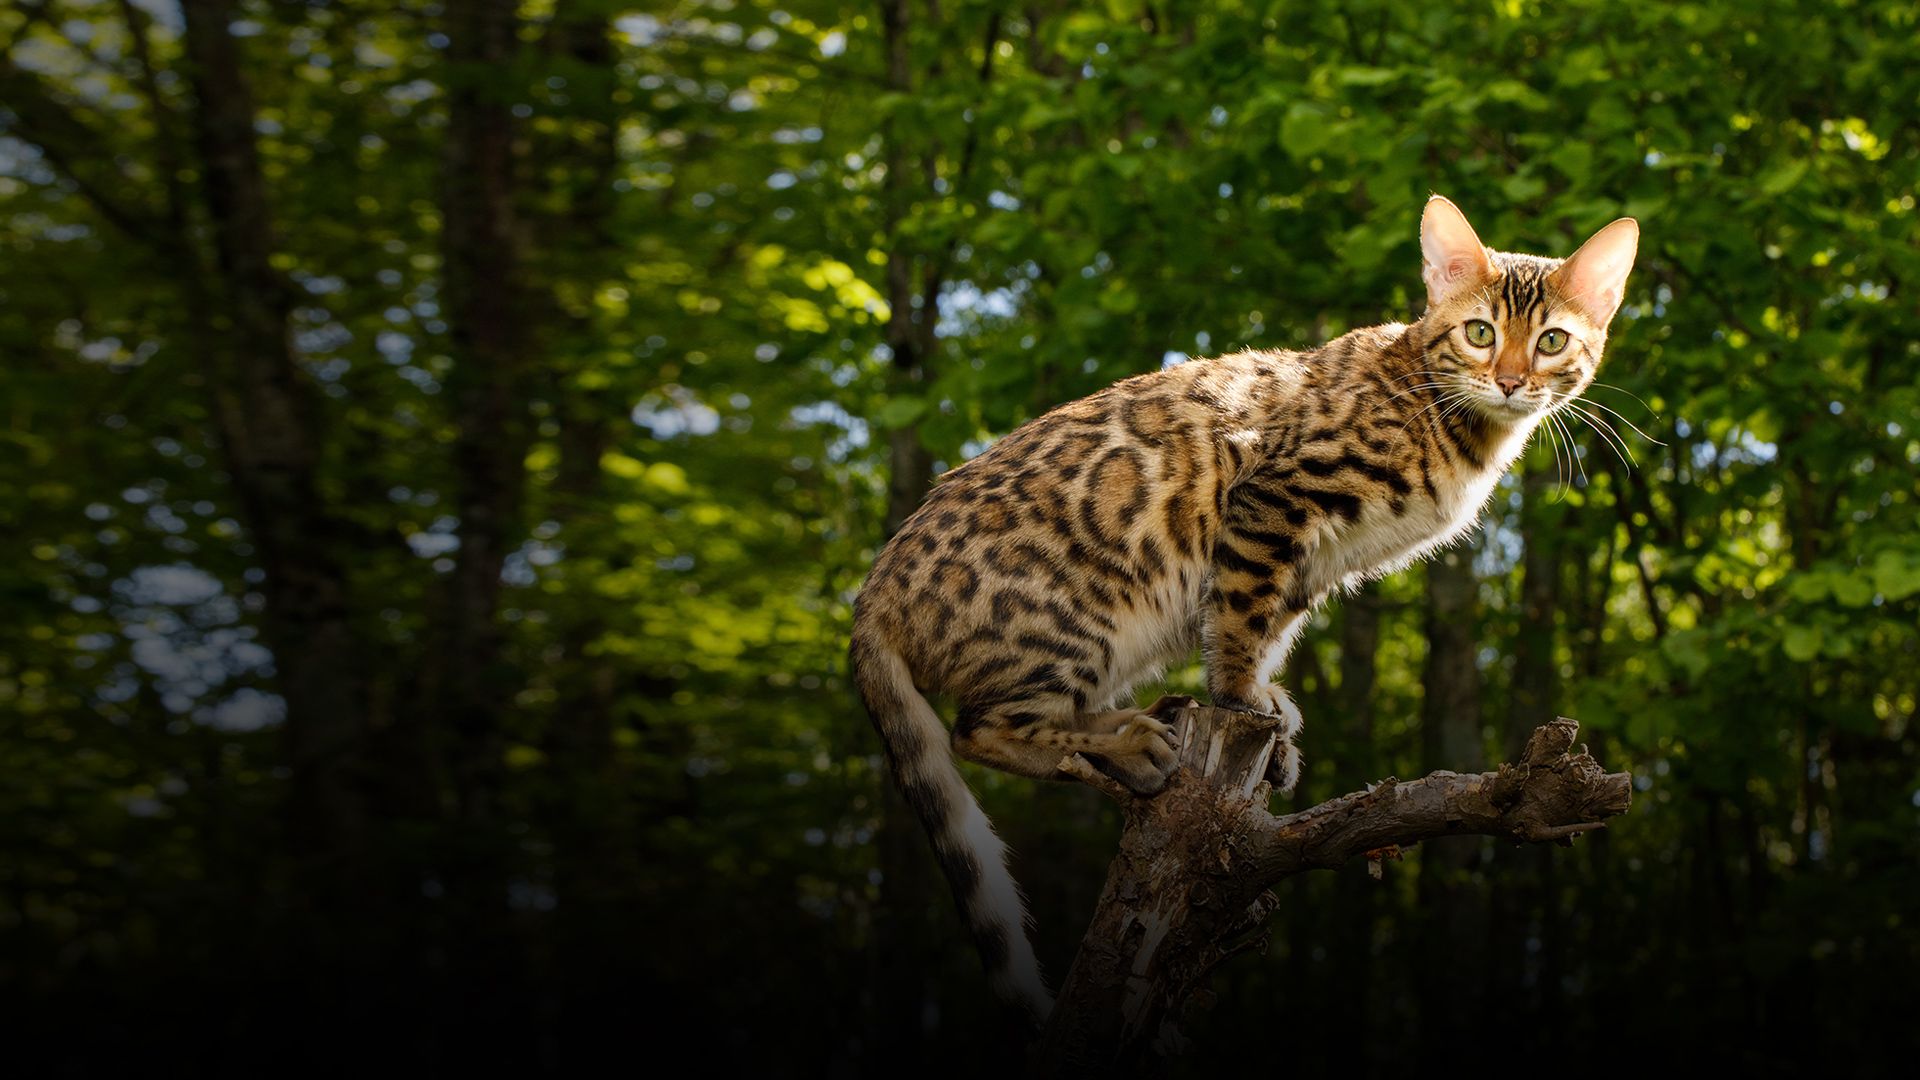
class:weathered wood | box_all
[1036,707,1632,1071]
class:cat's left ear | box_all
[1550,218,1640,326]
[1420,195,1496,307]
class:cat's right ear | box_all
[1420,195,1496,307]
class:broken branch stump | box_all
[1035,707,1632,1071]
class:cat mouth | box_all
[1473,391,1540,419]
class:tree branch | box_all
[1256,717,1631,873]
[0,55,167,242]
[1038,707,1632,1070]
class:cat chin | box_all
[1470,395,1546,424]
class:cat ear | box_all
[1420,195,1495,307]
[1550,217,1640,325]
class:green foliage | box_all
[1,0,1916,1071]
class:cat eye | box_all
[1537,328,1570,355]
[1463,320,1495,348]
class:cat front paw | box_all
[1210,683,1303,741]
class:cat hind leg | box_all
[953,700,1180,796]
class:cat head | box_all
[1416,195,1638,423]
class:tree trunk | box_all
[440,0,528,833]
[1416,544,1489,1047]
[434,0,534,1057]
[1493,462,1569,1029]
[1327,587,1383,1044]
[530,5,650,1051]
[177,0,369,878]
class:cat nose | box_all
[1496,375,1524,397]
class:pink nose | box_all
[1496,376,1524,397]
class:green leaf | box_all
[1484,80,1551,110]
[1872,551,1920,600]
[1280,103,1332,159]
[1786,573,1829,603]
[1756,159,1809,196]
[1662,631,1711,679]
[1829,571,1873,607]
[1336,66,1399,87]
[1552,142,1594,183]
[874,397,926,428]
[1781,625,1820,662]
[1018,100,1076,132]
[1502,173,1547,202]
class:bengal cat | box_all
[850,196,1639,1022]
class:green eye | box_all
[1538,328,1570,355]
[1463,320,1495,347]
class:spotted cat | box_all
[850,196,1639,1022]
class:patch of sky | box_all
[1477,515,1525,579]
[789,401,870,460]
[386,79,438,109]
[145,504,189,535]
[407,516,462,558]
[122,564,221,606]
[958,436,1000,461]
[378,331,414,363]
[201,688,286,732]
[937,280,1021,338]
[104,564,281,732]
[502,539,564,587]
[625,13,672,45]
[634,388,722,438]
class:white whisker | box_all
[1573,393,1666,446]
[1587,380,1661,416]
[1539,410,1569,502]
[1402,390,1475,438]
[1563,400,1637,468]
[1553,410,1588,490]
[1384,382,1454,405]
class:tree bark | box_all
[1493,461,1570,1026]
[1036,707,1631,1071]
[1417,545,1489,1043]
[1326,586,1383,1037]
[430,0,536,1054]
[439,0,529,833]
[176,0,370,873]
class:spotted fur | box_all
[850,196,1639,1023]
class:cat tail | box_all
[849,633,1053,1026]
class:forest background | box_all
[2,0,1916,1073]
